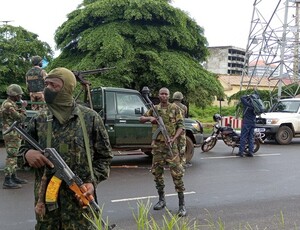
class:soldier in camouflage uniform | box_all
[1,84,28,189]
[19,68,113,230]
[25,55,47,110]
[140,87,187,217]
[172,91,190,167]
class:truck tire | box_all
[275,126,293,145]
[185,136,194,163]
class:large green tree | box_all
[0,25,53,97]
[51,0,224,107]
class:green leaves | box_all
[52,0,223,107]
[0,25,53,97]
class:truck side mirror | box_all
[135,107,144,115]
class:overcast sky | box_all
[0,0,255,55]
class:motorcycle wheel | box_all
[201,137,217,152]
[244,138,260,154]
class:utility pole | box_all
[241,0,300,102]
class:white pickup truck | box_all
[255,98,300,145]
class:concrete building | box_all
[205,46,246,75]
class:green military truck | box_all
[0,86,203,162]
[89,86,203,162]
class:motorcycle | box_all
[201,114,265,154]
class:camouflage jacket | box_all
[0,98,26,134]
[19,103,113,186]
[144,102,184,141]
[25,66,47,93]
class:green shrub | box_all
[189,104,236,123]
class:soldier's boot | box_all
[3,176,22,189]
[11,173,28,184]
[177,192,187,217]
[153,191,166,210]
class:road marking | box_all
[201,153,281,160]
[111,191,196,203]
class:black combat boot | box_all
[11,173,28,184]
[3,176,22,189]
[177,192,187,217]
[153,191,166,210]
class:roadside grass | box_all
[189,105,237,135]
[84,201,298,230]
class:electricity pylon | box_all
[240,0,300,101]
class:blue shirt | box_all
[241,95,256,124]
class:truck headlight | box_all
[266,118,279,124]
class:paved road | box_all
[1,140,300,229]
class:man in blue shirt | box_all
[237,94,257,157]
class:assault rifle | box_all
[4,121,116,230]
[72,67,115,109]
[141,86,174,157]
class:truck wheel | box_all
[275,126,293,145]
[185,136,194,163]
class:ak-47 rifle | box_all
[141,86,174,157]
[72,67,115,109]
[4,121,116,230]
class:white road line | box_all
[111,191,196,203]
[201,153,281,160]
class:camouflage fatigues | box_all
[144,102,185,193]
[19,104,113,230]
[25,66,47,110]
[173,101,187,164]
[0,98,26,176]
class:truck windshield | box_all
[271,100,300,113]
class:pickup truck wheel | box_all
[275,126,293,145]
[185,136,194,163]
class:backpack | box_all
[249,93,266,116]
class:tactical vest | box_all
[26,67,44,92]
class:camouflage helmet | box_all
[172,91,184,100]
[6,84,24,96]
[31,55,42,66]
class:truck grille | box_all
[256,117,266,125]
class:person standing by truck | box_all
[140,87,187,217]
[19,67,113,229]
[25,55,47,110]
[237,94,257,157]
[1,84,28,189]
[172,91,190,167]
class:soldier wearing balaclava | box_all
[44,67,77,124]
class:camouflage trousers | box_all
[3,135,21,176]
[30,92,45,111]
[178,131,187,164]
[34,181,94,230]
[151,140,185,193]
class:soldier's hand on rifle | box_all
[75,182,95,208]
[25,150,54,168]
[149,116,158,124]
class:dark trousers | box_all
[239,123,255,154]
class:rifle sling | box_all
[78,110,95,181]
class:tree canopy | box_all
[50,0,224,107]
[0,25,53,97]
